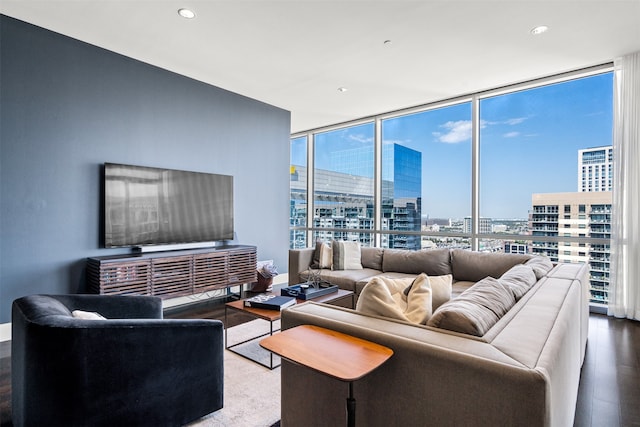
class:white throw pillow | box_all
[72,310,106,320]
[310,240,333,269]
[356,273,433,324]
[317,242,333,269]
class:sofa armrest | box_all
[51,294,163,319]
[288,248,315,284]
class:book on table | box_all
[244,294,297,311]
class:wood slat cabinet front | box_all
[87,245,257,298]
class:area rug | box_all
[225,319,282,369]
[185,319,281,427]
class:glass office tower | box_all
[381,143,422,250]
[290,143,422,250]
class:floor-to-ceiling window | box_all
[312,122,376,246]
[478,73,613,305]
[290,136,308,249]
[291,66,613,306]
[381,102,472,249]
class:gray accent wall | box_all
[0,15,291,323]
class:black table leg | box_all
[347,382,356,427]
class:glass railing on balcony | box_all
[589,219,611,224]
[530,217,559,223]
[533,207,559,213]
[589,293,608,303]
[532,242,559,248]
[531,226,559,231]
[590,208,612,214]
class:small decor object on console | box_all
[252,263,278,292]
[244,294,296,311]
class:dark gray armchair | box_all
[11,294,224,427]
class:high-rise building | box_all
[530,146,613,305]
[463,217,492,234]
[530,191,611,304]
[381,144,422,249]
[578,146,613,192]
[504,241,528,254]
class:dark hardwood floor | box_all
[574,314,640,427]
[1,306,638,426]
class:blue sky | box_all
[292,72,613,219]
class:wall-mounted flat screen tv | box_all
[104,163,234,248]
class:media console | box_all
[87,245,257,299]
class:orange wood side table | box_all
[224,289,354,369]
[260,324,393,427]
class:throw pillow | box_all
[499,264,537,300]
[525,256,554,279]
[72,310,106,320]
[332,240,363,270]
[427,276,516,336]
[403,274,453,311]
[310,240,333,269]
[356,274,433,324]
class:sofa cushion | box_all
[310,240,333,269]
[499,264,537,300]
[450,249,531,282]
[525,256,554,279]
[427,276,516,336]
[332,240,363,270]
[356,274,433,324]
[382,248,452,276]
[361,247,384,270]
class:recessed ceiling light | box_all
[531,25,549,35]
[337,87,348,93]
[383,40,392,45]
[178,8,196,19]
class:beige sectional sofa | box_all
[283,247,590,426]
[290,246,549,305]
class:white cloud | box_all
[435,120,473,143]
[348,134,373,143]
[505,117,527,125]
[434,116,526,143]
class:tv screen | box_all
[104,163,234,248]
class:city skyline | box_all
[292,72,613,220]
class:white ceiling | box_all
[2,1,639,133]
